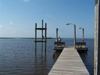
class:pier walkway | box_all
[48,46,90,75]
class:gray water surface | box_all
[0,39,94,75]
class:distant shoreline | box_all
[0,37,94,39]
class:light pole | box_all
[79,27,84,42]
[56,28,58,41]
[66,23,76,49]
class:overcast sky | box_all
[0,0,94,38]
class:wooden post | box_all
[97,0,100,75]
[98,1,100,75]
[45,23,47,52]
[74,24,76,49]
[56,28,58,41]
[94,0,99,75]
[41,20,43,52]
[98,2,100,73]
[82,28,84,42]
[34,20,47,56]
[42,19,43,40]
[35,23,37,52]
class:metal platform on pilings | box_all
[54,42,65,51]
[54,42,88,52]
[75,42,88,52]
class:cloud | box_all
[23,0,30,2]
[46,14,54,19]
[10,22,13,25]
[9,22,21,25]
[0,24,3,28]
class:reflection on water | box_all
[79,52,94,75]
[53,51,61,61]
[0,39,57,75]
[78,39,94,75]
[34,48,61,75]
[34,51,47,75]
[0,39,94,75]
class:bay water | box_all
[0,39,94,75]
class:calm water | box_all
[0,39,94,75]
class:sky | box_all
[0,0,95,38]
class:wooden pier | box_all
[48,46,90,75]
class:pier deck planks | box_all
[48,47,90,75]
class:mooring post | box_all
[35,23,37,52]
[56,28,58,41]
[45,23,47,52]
[94,0,99,75]
[82,28,84,42]
[74,24,76,49]
[41,19,43,52]
[98,0,100,74]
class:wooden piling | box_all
[34,20,47,55]
[82,28,84,42]
[45,23,47,52]
[35,23,37,52]
[94,0,99,75]
[98,1,100,75]
[41,20,43,52]
[74,24,76,49]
